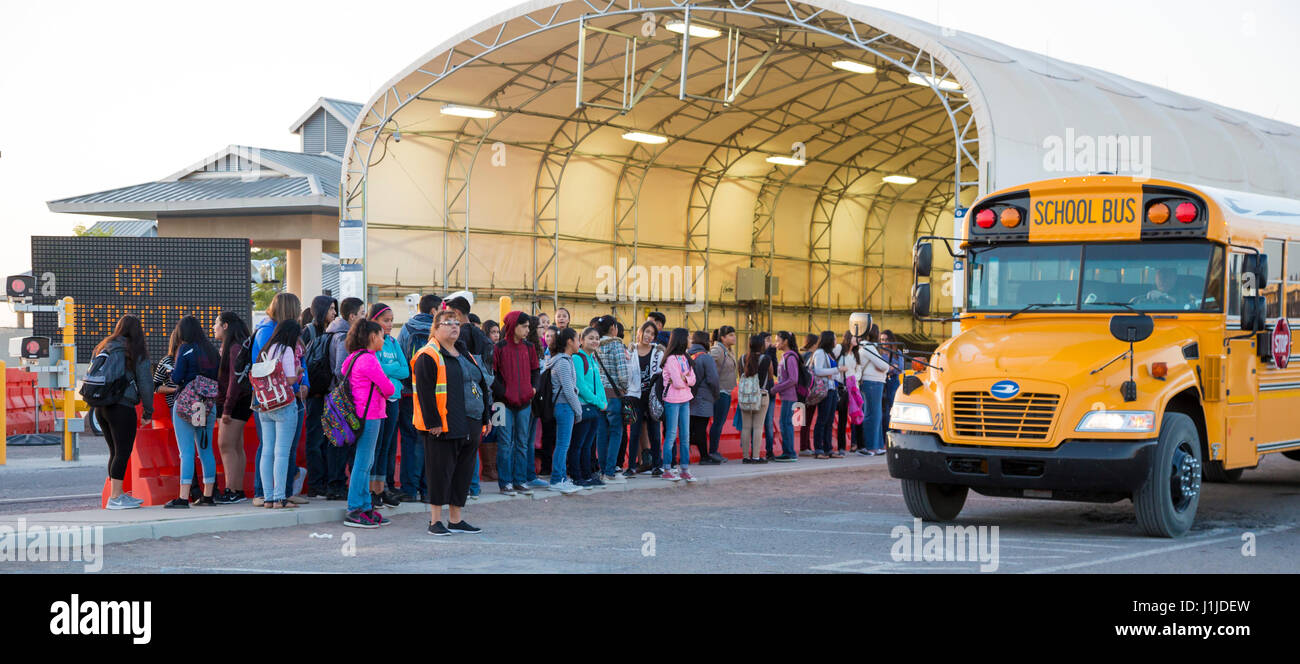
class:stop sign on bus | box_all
[1273,319,1292,369]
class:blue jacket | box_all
[170,342,218,388]
[375,335,409,402]
[396,313,433,394]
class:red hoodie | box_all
[492,311,539,409]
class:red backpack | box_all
[250,345,296,412]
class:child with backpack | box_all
[737,334,773,463]
[340,319,396,528]
[166,316,222,508]
[252,320,305,509]
[368,303,409,510]
[84,315,155,510]
[213,312,251,504]
[659,328,696,482]
[770,331,803,462]
[569,327,607,489]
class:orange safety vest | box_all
[410,338,485,432]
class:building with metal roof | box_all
[48,99,361,300]
[85,220,158,237]
[340,0,1300,337]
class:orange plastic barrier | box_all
[99,394,308,507]
[5,368,56,436]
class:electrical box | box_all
[736,268,765,302]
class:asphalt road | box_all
[7,451,1299,574]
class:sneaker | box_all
[469,491,480,501]
[395,491,418,503]
[773,455,797,463]
[757,456,770,464]
[651,467,664,477]
[381,489,402,507]
[120,492,144,505]
[799,449,814,457]
[623,468,637,479]
[164,498,190,509]
[742,458,756,465]
[371,493,384,510]
[307,488,330,499]
[106,495,141,510]
[869,448,886,456]
[327,491,346,501]
[447,520,482,534]
[661,469,680,481]
[588,477,606,488]
[604,473,627,484]
[194,495,216,506]
[709,452,727,464]
[500,485,518,496]
[428,521,451,536]
[252,497,265,507]
[288,495,309,505]
[526,478,550,490]
[344,510,379,529]
[680,469,696,482]
[514,483,534,496]
[213,490,236,505]
[560,480,584,494]
[699,457,721,466]
[367,509,392,526]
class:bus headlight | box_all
[890,403,933,427]
[1075,411,1156,433]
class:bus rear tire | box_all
[1202,460,1243,483]
[1283,450,1300,462]
[901,479,968,521]
[1134,412,1202,538]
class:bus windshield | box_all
[966,241,1225,313]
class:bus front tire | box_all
[901,479,968,521]
[1283,450,1300,462]
[1134,412,1202,538]
[1202,460,1243,483]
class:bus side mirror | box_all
[913,242,933,280]
[1242,253,1268,288]
[911,283,931,319]
[1109,314,1154,344]
[1241,295,1266,332]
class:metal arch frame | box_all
[342,1,984,317]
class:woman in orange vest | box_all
[411,310,494,535]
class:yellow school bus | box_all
[890,175,1300,537]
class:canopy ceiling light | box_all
[665,21,722,39]
[906,74,962,91]
[882,175,918,185]
[765,155,806,166]
[831,59,877,75]
[440,104,497,119]
[621,131,669,145]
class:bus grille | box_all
[950,392,1059,441]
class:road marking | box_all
[1021,524,1296,574]
[159,566,338,574]
[0,493,100,504]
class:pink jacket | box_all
[343,350,395,419]
[661,354,696,404]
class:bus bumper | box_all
[887,430,1158,498]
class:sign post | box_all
[61,297,77,461]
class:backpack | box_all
[738,356,765,412]
[175,375,219,429]
[81,346,132,407]
[793,352,812,400]
[687,350,706,398]
[323,352,376,447]
[250,345,296,412]
[804,353,829,406]
[304,331,341,397]
[232,336,254,390]
[532,365,557,424]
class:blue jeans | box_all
[570,404,600,482]
[398,395,424,496]
[373,400,400,483]
[348,418,382,512]
[861,380,885,451]
[257,403,299,501]
[172,408,216,485]
[597,398,624,476]
[662,401,691,468]
[709,391,730,455]
[882,375,899,444]
[779,399,797,457]
[498,405,533,489]
[304,396,327,493]
[252,399,301,498]
[551,402,576,484]
[814,389,838,454]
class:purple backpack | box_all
[322,353,375,447]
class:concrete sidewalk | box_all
[0,454,890,545]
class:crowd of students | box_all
[89,290,908,535]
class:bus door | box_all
[1223,249,1258,469]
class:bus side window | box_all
[1265,239,1284,319]
[1227,252,1243,317]
[1289,241,1300,321]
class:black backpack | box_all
[532,365,556,424]
[305,331,341,397]
[81,347,132,407]
[232,336,254,390]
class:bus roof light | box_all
[1175,202,1197,223]
[975,209,996,229]
[1000,207,1022,228]
[1147,203,1169,224]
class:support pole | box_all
[62,297,77,462]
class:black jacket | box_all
[413,339,492,440]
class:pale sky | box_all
[1,0,1297,325]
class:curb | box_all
[25,458,891,545]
